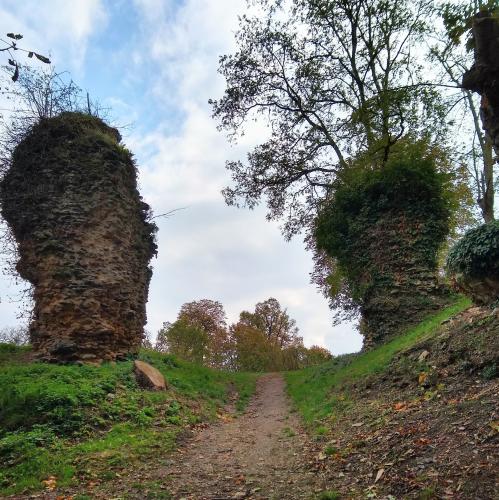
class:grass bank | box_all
[0,346,257,496]
[285,297,471,427]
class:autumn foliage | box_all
[156,298,332,371]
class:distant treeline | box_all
[151,298,332,372]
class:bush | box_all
[446,221,499,279]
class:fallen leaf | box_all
[418,350,430,362]
[374,468,385,483]
[394,402,407,412]
[414,437,431,446]
[42,476,57,491]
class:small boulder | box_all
[134,360,167,390]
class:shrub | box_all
[446,221,499,279]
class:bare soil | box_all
[160,373,323,499]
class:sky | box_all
[0,0,363,355]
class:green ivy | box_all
[446,220,499,279]
[315,151,451,305]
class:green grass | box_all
[285,297,471,426]
[0,346,257,495]
[317,491,341,500]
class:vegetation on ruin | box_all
[315,142,454,308]
[447,220,499,279]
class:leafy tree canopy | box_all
[156,319,210,364]
[239,297,300,347]
[178,299,227,336]
[211,0,446,238]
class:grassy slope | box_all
[286,297,471,427]
[0,347,257,496]
[285,296,499,498]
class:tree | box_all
[303,345,333,366]
[211,0,445,239]
[461,7,499,178]
[156,319,210,364]
[141,330,154,349]
[0,32,50,82]
[239,297,299,347]
[230,322,279,371]
[430,1,497,222]
[155,322,171,352]
[157,297,331,371]
[178,299,227,335]
[0,325,29,345]
[177,299,230,367]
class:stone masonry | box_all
[0,113,157,363]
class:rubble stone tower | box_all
[0,113,157,363]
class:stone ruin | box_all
[358,212,451,350]
[0,112,157,363]
[462,10,499,156]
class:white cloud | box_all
[0,0,108,71]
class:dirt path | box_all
[161,373,324,499]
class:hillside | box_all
[286,298,499,498]
[0,298,498,499]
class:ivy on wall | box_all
[315,142,455,346]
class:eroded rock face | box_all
[0,113,157,363]
[462,12,499,155]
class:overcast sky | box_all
[0,0,363,355]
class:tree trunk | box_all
[462,11,499,197]
[480,135,495,222]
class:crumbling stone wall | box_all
[0,113,157,363]
[358,212,451,349]
[315,154,453,349]
[462,11,499,156]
